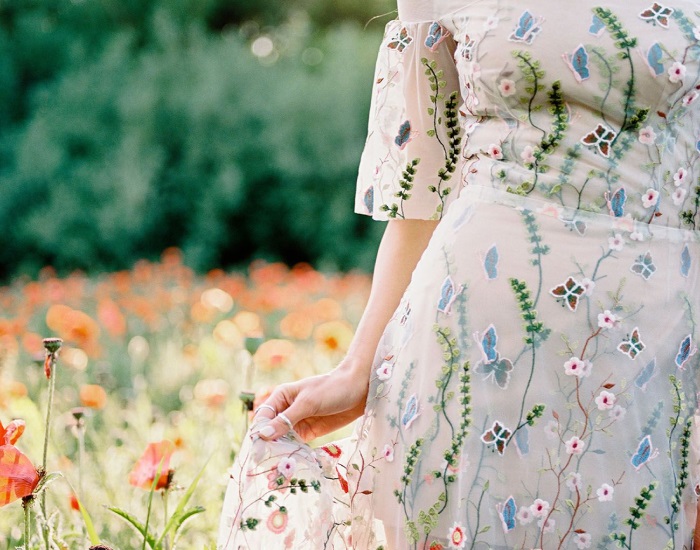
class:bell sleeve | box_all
[355,19,463,221]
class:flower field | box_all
[0,249,371,549]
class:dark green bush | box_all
[0,1,393,278]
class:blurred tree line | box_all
[0,0,396,279]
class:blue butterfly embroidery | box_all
[480,420,512,455]
[589,14,606,36]
[387,26,413,52]
[568,219,587,235]
[402,394,420,429]
[639,3,674,28]
[564,44,590,82]
[675,334,697,369]
[424,22,448,51]
[635,358,658,391]
[681,245,691,278]
[605,187,627,217]
[549,276,586,312]
[508,11,544,45]
[437,276,463,314]
[645,42,664,77]
[618,327,645,359]
[630,251,657,280]
[581,123,617,157]
[483,245,499,280]
[474,325,514,389]
[498,496,517,532]
[395,120,413,149]
[631,434,658,470]
[363,187,374,213]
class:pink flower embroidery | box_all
[565,436,585,455]
[674,167,689,186]
[529,498,550,518]
[277,457,297,478]
[668,61,687,83]
[488,143,503,159]
[382,444,395,462]
[608,233,625,251]
[596,483,614,501]
[448,522,466,548]
[267,509,288,534]
[575,532,592,549]
[564,356,586,377]
[595,390,616,410]
[597,310,617,329]
[641,188,659,208]
[638,126,656,145]
[498,79,517,97]
[672,187,687,206]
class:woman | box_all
[220,1,700,548]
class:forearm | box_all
[339,218,439,376]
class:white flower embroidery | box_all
[498,79,517,97]
[521,145,536,164]
[638,126,657,144]
[544,420,559,439]
[629,231,644,242]
[484,16,499,30]
[580,278,595,296]
[682,91,699,106]
[575,532,592,549]
[517,506,535,525]
[597,310,618,329]
[277,457,297,478]
[595,390,616,410]
[564,357,586,377]
[488,143,503,159]
[608,233,625,251]
[382,444,394,462]
[674,167,689,186]
[565,436,585,455]
[596,483,614,501]
[668,61,687,83]
[672,187,687,206]
[609,405,627,420]
[529,498,550,518]
[566,472,583,492]
[641,188,659,208]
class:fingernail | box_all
[259,425,275,438]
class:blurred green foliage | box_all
[0,0,396,279]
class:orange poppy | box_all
[79,385,107,409]
[0,445,39,507]
[0,419,25,445]
[128,441,176,491]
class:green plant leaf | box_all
[108,506,157,549]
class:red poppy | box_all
[0,419,25,446]
[0,445,39,507]
[128,441,176,491]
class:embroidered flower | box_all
[597,310,618,329]
[382,444,394,462]
[498,79,517,97]
[566,472,583,492]
[641,188,659,208]
[668,61,687,83]
[529,498,550,518]
[682,91,699,106]
[521,145,537,164]
[694,26,700,41]
[574,532,592,549]
[580,278,595,296]
[638,126,656,145]
[321,444,342,458]
[538,516,555,533]
[376,355,394,380]
[277,457,297,478]
[564,356,586,377]
[674,167,689,186]
[595,390,616,410]
[608,233,625,251]
[267,509,288,534]
[596,483,614,501]
[544,420,559,439]
[488,143,503,159]
[484,16,500,30]
[429,543,444,550]
[448,522,466,549]
[672,187,687,206]
[517,506,535,525]
[609,405,627,420]
[629,231,644,241]
[565,435,585,455]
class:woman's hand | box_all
[253,361,370,442]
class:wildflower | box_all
[279,311,314,340]
[313,321,354,354]
[448,522,466,549]
[565,436,585,455]
[498,79,517,97]
[668,62,687,83]
[487,144,503,160]
[79,384,107,409]
[193,378,229,408]
[595,390,616,410]
[0,445,40,507]
[574,532,592,549]
[253,339,296,371]
[641,189,659,208]
[0,419,25,446]
[638,126,656,145]
[597,310,617,329]
[596,483,614,501]
[608,233,625,251]
[128,440,176,491]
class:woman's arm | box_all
[257,218,439,441]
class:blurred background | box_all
[0,0,397,281]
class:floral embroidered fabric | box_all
[220,1,700,548]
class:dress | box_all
[219,1,700,548]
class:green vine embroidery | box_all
[380,158,420,219]
[610,482,656,549]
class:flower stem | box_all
[23,499,31,550]
[41,352,58,550]
[163,490,170,550]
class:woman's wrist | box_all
[334,353,374,378]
